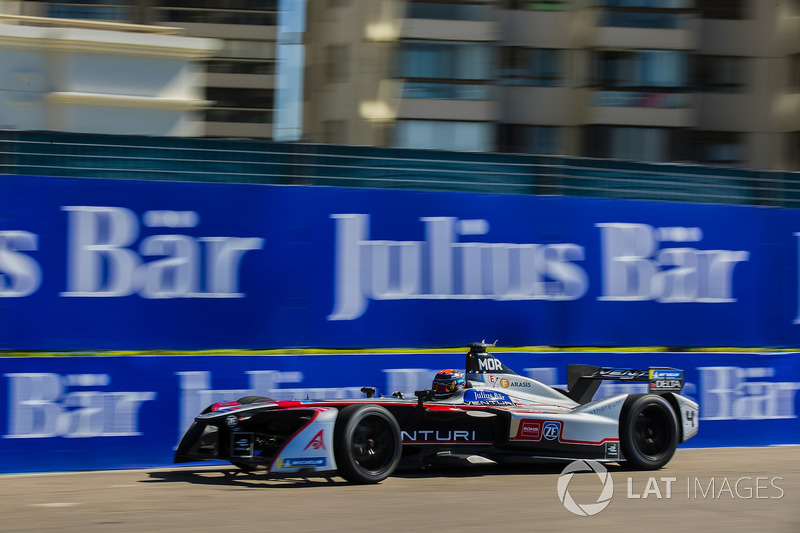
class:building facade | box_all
[5,0,800,170]
[0,12,220,136]
[304,0,800,170]
[13,0,282,139]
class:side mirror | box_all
[414,389,435,407]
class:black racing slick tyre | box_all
[236,396,275,404]
[333,405,402,484]
[201,395,274,414]
[619,394,679,470]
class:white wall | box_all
[0,21,219,136]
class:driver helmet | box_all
[432,369,466,399]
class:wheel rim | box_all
[633,405,672,459]
[349,414,397,475]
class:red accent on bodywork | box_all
[424,405,466,412]
[274,401,304,408]
[268,408,325,473]
[211,401,241,411]
[304,429,327,451]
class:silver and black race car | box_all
[175,342,699,483]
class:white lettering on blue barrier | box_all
[698,366,800,420]
[328,214,588,321]
[0,231,41,297]
[597,223,749,303]
[60,206,264,299]
[4,373,156,438]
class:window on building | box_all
[505,0,569,10]
[406,1,491,20]
[205,108,273,124]
[600,0,692,5]
[597,0,692,29]
[591,50,690,107]
[46,0,133,21]
[584,126,677,162]
[688,131,744,166]
[154,0,279,25]
[158,0,279,8]
[790,54,800,94]
[399,41,492,80]
[398,42,492,99]
[498,125,562,155]
[499,48,565,86]
[695,56,747,93]
[401,82,491,100]
[395,120,492,152]
[326,44,350,83]
[206,59,276,75]
[206,88,274,109]
[205,87,274,124]
[594,50,689,88]
[696,0,747,20]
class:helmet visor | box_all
[433,380,456,395]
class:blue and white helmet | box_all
[432,369,466,399]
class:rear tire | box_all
[619,394,679,470]
[334,405,401,484]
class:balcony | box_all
[399,18,498,42]
[402,82,491,101]
[593,91,690,109]
[397,98,497,123]
[589,90,695,127]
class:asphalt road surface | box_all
[0,446,798,532]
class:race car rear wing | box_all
[566,364,685,404]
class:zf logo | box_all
[543,421,560,441]
[478,358,503,371]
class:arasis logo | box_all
[557,460,614,516]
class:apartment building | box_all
[5,0,800,170]
[14,0,282,139]
[304,0,800,170]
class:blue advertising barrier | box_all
[2,174,800,349]
[1,351,798,473]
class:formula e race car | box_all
[175,342,699,483]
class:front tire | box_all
[619,394,678,470]
[334,405,402,484]
[236,395,275,404]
